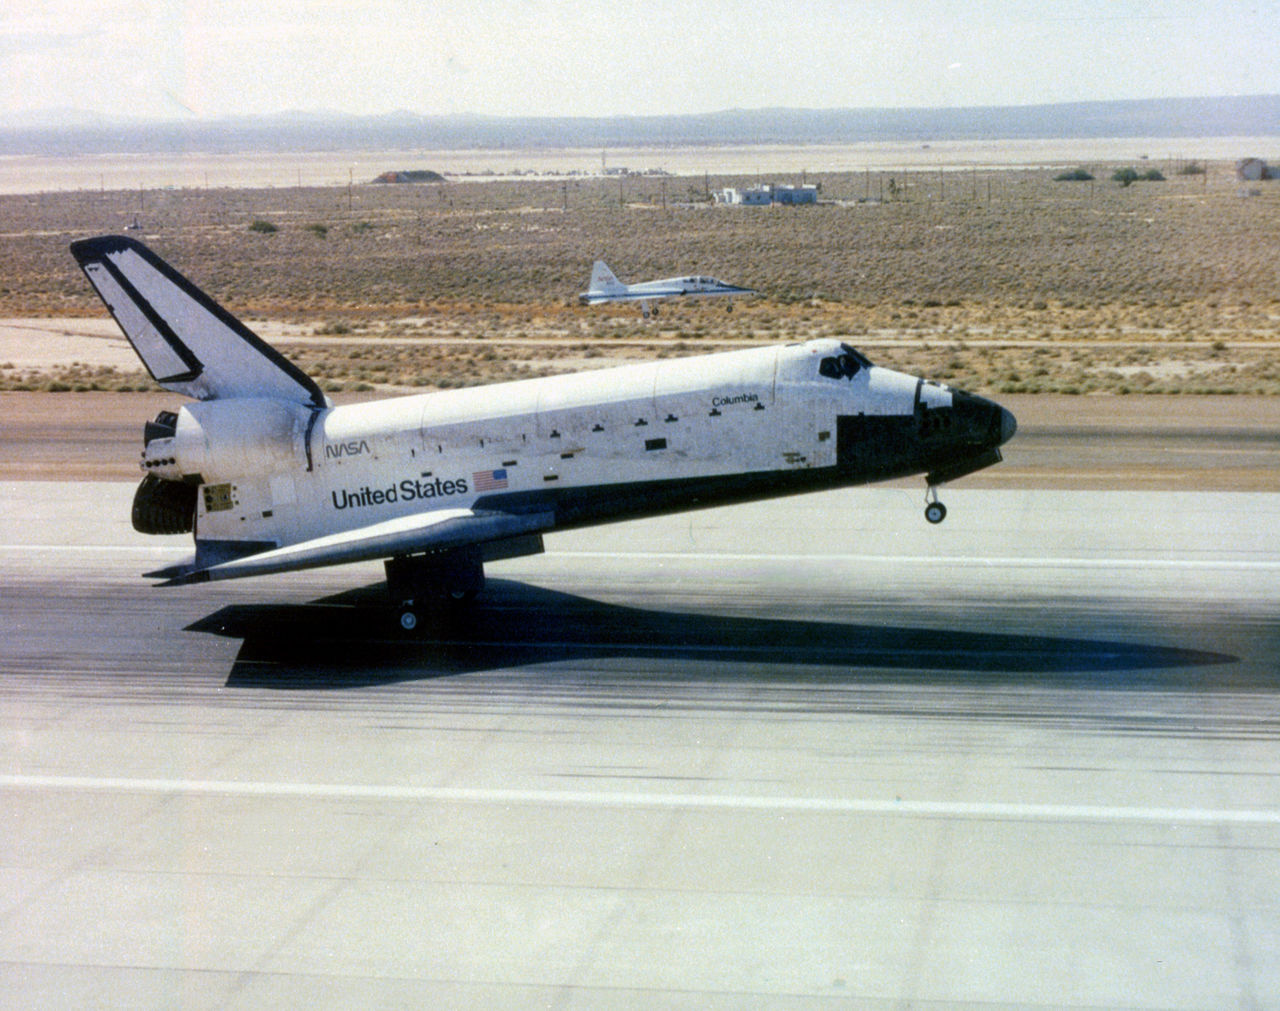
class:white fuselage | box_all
[582,275,749,304]
[156,340,934,554]
[74,234,1013,591]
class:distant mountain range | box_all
[3,95,1277,156]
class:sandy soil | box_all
[2,138,1273,194]
[6,165,1280,397]
[0,317,318,371]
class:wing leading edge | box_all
[151,507,554,585]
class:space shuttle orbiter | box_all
[72,235,1014,632]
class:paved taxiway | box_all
[3,480,1279,1008]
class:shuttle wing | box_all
[70,235,326,408]
[153,507,554,585]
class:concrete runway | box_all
[3,481,1279,1009]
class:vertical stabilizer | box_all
[70,235,326,407]
[587,260,626,295]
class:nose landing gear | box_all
[924,486,947,525]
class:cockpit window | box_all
[819,343,873,380]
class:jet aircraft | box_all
[72,235,1015,631]
[579,260,755,318]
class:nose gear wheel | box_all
[924,485,947,525]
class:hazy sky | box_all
[3,1,1278,121]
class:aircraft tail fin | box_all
[587,260,626,295]
[70,235,326,407]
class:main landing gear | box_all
[924,485,948,525]
[385,546,484,633]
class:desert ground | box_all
[1,158,1278,401]
[1,137,1273,193]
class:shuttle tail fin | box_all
[70,235,326,407]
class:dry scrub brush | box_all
[2,166,1278,394]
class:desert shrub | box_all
[1140,169,1165,182]
[1055,168,1093,182]
[1178,161,1206,175]
[248,219,277,233]
[305,223,328,238]
[6,169,1280,395]
[1112,168,1139,187]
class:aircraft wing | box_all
[583,289,661,304]
[581,281,755,304]
[152,507,554,585]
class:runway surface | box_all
[3,481,1280,1008]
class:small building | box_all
[715,186,772,205]
[372,170,445,184]
[715,184,817,206]
[1235,158,1277,181]
[772,184,818,205]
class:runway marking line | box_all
[3,774,1278,825]
[554,551,1280,572]
[3,544,1280,571]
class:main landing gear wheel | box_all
[385,547,484,635]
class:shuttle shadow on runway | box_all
[184,579,1238,691]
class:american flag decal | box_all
[473,468,508,492]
